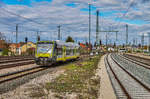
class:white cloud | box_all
[0,0,150,45]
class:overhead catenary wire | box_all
[115,0,136,28]
[0,7,48,26]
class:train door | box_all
[52,43,57,62]
[63,46,66,61]
[56,47,63,59]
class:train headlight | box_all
[40,58,43,61]
[47,48,51,52]
[45,58,47,61]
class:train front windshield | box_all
[37,43,53,54]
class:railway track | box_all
[0,54,92,94]
[0,60,35,70]
[0,54,89,70]
[123,54,150,66]
[0,55,33,58]
[0,56,34,70]
[113,53,150,90]
[0,55,85,84]
[105,53,150,99]
[117,53,150,69]
[0,65,47,84]
[0,58,34,64]
[0,56,34,61]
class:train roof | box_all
[37,41,53,44]
[37,40,79,48]
[56,40,79,48]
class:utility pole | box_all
[135,38,137,46]
[126,24,128,52]
[133,38,135,46]
[116,31,118,41]
[148,33,150,52]
[16,24,18,44]
[106,32,108,47]
[15,24,18,55]
[141,33,144,52]
[126,24,128,47]
[89,3,91,45]
[37,31,39,42]
[58,25,61,40]
[0,32,2,40]
[96,10,99,45]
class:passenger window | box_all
[57,48,62,55]
[66,49,70,55]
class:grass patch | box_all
[45,54,103,98]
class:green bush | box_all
[26,48,35,55]
[2,49,10,56]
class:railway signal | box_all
[16,24,18,44]
[148,33,150,52]
[58,25,61,40]
[25,37,28,43]
[38,36,40,41]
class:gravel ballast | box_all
[0,66,65,99]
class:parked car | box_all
[119,48,126,53]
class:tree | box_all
[113,42,116,48]
[86,42,89,46]
[66,36,74,42]
[2,48,10,56]
[26,48,35,56]
[94,42,97,47]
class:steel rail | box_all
[125,54,150,61]
[111,54,150,92]
[0,60,35,70]
[0,56,34,60]
[0,55,83,85]
[117,54,150,70]
[124,54,150,66]
[105,54,131,99]
[0,58,34,64]
[0,66,47,84]
[0,56,33,59]
[0,65,40,78]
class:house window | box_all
[28,44,31,47]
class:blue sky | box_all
[2,0,52,6]
[1,0,145,25]
[0,0,150,45]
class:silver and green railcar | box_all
[35,40,80,65]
